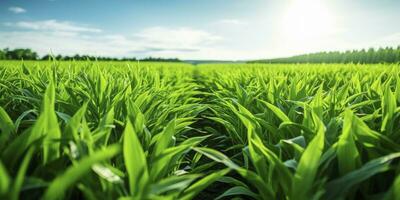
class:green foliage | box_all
[43,145,121,200]
[198,63,400,199]
[252,46,400,64]
[0,61,400,200]
[291,111,325,200]
[123,119,149,199]
[0,47,181,62]
[1,48,38,60]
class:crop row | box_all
[0,61,399,199]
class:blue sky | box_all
[1,0,400,60]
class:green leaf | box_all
[127,100,145,134]
[384,173,400,200]
[43,144,121,200]
[149,135,208,181]
[291,111,325,200]
[1,129,41,168]
[10,147,35,200]
[23,82,61,165]
[64,102,88,141]
[42,81,61,164]
[0,106,14,150]
[180,169,230,200]
[193,147,239,170]
[0,160,10,197]
[149,174,199,195]
[152,119,177,159]
[259,100,291,123]
[337,110,361,175]
[123,119,149,198]
[251,137,293,194]
[93,107,115,145]
[325,152,400,200]
[381,87,396,133]
[351,111,400,152]
[235,168,275,199]
[215,186,260,200]
[92,164,123,184]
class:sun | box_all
[280,0,337,50]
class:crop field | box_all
[0,61,400,200]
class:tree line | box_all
[0,48,181,62]
[251,46,400,64]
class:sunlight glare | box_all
[281,0,337,49]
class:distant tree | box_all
[0,47,181,62]
[397,46,400,62]
[55,55,63,60]
[252,46,400,64]
[140,57,181,62]
[41,54,52,60]
[387,47,396,63]
[4,48,38,60]
[366,48,375,63]
[0,49,5,60]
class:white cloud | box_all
[5,20,102,33]
[134,27,221,49]
[2,19,335,60]
[0,31,129,57]
[8,6,26,14]
[0,23,228,59]
[215,19,246,25]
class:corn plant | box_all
[1,61,400,199]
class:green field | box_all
[1,61,400,200]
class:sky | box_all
[1,0,400,60]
